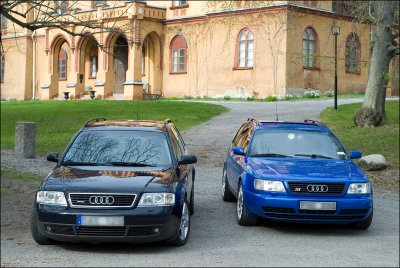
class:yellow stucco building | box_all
[1,0,398,100]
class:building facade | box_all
[1,0,399,100]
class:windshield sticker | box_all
[337,152,346,155]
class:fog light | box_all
[46,226,52,231]
[154,228,160,233]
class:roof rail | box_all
[163,118,172,129]
[304,119,326,127]
[247,118,260,125]
[84,118,106,127]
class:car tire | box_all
[189,187,194,215]
[350,208,373,229]
[30,207,54,245]
[222,165,235,202]
[165,200,190,246]
[236,182,258,226]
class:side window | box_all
[171,126,185,153]
[232,123,253,152]
[168,129,183,161]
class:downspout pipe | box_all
[31,29,36,100]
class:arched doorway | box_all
[113,36,128,94]
[142,32,162,95]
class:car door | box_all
[226,123,253,195]
[168,126,192,202]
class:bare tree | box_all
[0,0,136,51]
[354,0,399,127]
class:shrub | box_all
[223,96,231,100]
[265,96,277,102]
[303,90,320,98]
[323,90,334,97]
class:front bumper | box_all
[244,190,373,223]
[34,204,180,243]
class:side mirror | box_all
[47,152,59,162]
[349,150,362,159]
[178,155,197,165]
[233,146,245,156]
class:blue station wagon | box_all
[222,118,373,229]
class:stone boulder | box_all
[358,154,387,171]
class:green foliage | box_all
[320,101,399,167]
[0,100,228,155]
[264,96,277,102]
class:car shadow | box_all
[257,218,369,236]
[55,240,179,253]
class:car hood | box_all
[42,166,176,193]
[247,158,366,181]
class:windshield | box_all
[62,130,172,167]
[248,129,347,160]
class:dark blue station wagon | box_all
[30,118,197,246]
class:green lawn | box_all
[320,100,399,167]
[1,100,228,155]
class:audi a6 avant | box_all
[222,118,373,229]
[31,118,197,246]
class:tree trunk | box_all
[361,1,397,119]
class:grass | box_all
[0,100,228,155]
[0,166,42,182]
[320,100,399,168]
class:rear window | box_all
[63,130,172,167]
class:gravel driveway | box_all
[1,98,399,267]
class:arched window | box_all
[89,46,98,78]
[1,54,4,83]
[303,27,317,68]
[345,33,361,74]
[58,45,68,80]
[236,28,254,68]
[170,35,187,73]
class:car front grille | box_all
[75,226,126,236]
[262,206,369,221]
[68,193,136,208]
[287,182,346,194]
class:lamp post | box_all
[331,25,340,110]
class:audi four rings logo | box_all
[307,185,329,192]
[89,195,114,205]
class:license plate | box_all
[77,216,124,226]
[300,201,336,210]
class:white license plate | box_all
[77,216,124,226]
[300,201,336,210]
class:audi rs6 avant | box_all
[222,118,373,229]
[30,118,197,246]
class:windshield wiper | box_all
[107,162,155,167]
[294,154,333,159]
[61,161,102,166]
[250,153,293,158]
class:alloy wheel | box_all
[178,202,189,240]
[236,185,243,220]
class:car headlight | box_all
[254,179,286,192]
[347,183,371,194]
[36,191,67,206]
[138,193,175,207]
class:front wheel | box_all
[236,182,258,226]
[350,208,373,229]
[165,201,190,246]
